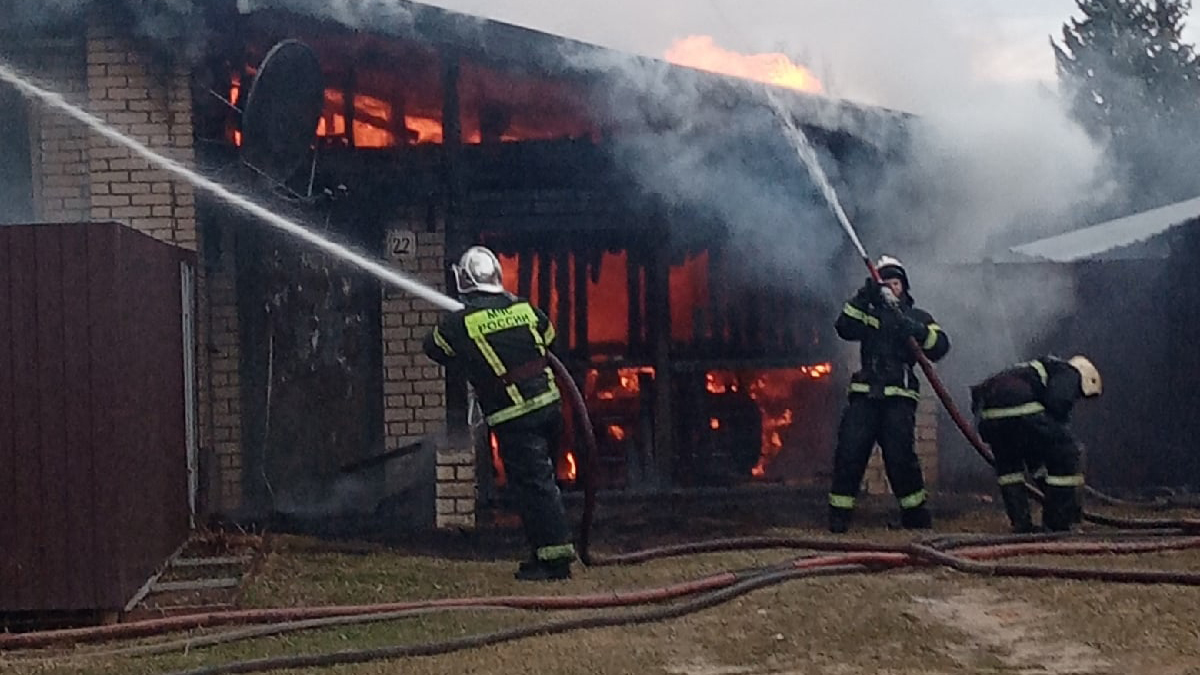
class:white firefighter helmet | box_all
[452,245,505,294]
[1068,355,1102,397]
[875,255,909,290]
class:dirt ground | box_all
[3,497,1199,675]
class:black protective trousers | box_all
[978,413,1081,532]
[829,395,928,516]
[491,406,573,561]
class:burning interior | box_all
[185,2,910,515]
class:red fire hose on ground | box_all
[6,534,1199,673]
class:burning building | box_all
[0,0,935,535]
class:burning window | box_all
[495,249,636,354]
[226,31,445,149]
[459,58,599,144]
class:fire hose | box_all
[8,534,1200,673]
[865,256,1198,532]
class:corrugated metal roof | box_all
[1010,195,1200,262]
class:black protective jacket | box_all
[970,356,1083,423]
[423,292,560,427]
[834,287,950,401]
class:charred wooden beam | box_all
[709,245,725,355]
[537,250,553,310]
[555,246,571,349]
[627,250,643,354]
[517,249,533,298]
[439,47,468,439]
[646,231,673,485]
[344,66,357,147]
[574,250,589,358]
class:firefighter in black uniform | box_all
[970,355,1102,533]
[423,246,575,581]
[828,256,950,533]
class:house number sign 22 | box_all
[387,229,416,262]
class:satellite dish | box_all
[240,39,324,184]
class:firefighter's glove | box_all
[883,311,925,341]
[854,277,883,304]
[899,314,927,340]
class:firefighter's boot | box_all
[900,504,933,530]
[514,558,571,581]
[829,506,852,534]
[1000,483,1035,533]
[1042,485,1079,532]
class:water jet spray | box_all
[0,56,602,555]
[762,87,995,468]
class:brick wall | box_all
[22,40,91,223]
[436,448,476,529]
[197,224,243,513]
[84,21,195,249]
[379,208,455,525]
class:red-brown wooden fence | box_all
[0,221,193,615]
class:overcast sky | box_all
[420,0,1200,108]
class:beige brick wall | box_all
[862,392,939,495]
[19,39,90,222]
[436,448,476,529]
[380,209,459,527]
[84,21,196,249]
[381,215,448,450]
[197,225,244,513]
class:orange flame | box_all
[564,451,577,481]
[664,35,823,94]
[490,432,507,486]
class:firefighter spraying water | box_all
[423,246,577,581]
[828,256,950,532]
[763,87,1002,504]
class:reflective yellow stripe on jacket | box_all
[923,323,942,350]
[463,302,560,425]
[978,401,1045,420]
[848,382,920,401]
[841,303,880,329]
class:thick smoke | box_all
[7,0,209,62]
[237,0,418,33]
[549,2,1115,482]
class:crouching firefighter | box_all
[828,256,950,533]
[423,246,575,581]
[970,355,1102,533]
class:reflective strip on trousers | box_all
[848,382,920,401]
[997,472,1025,486]
[923,323,941,350]
[899,489,927,509]
[979,401,1045,419]
[537,543,576,561]
[829,494,855,509]
[842,303,880,329]
[1044,474,1085,487]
